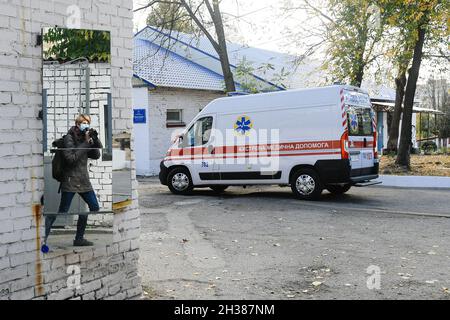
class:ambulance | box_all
[159,85,380,200]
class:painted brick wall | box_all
[0,0,141,300]
[146,87,223,175]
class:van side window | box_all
[186,116,213,147]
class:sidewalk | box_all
[377,175,450,189]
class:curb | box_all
[377,175,450,189]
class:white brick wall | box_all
[0,0,141,300]
[139,87,223,175]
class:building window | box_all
[166,109,185,128]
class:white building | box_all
[367,85,444,153]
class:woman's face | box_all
[78,120,90,132]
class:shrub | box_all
[421,141,438,154]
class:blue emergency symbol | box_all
[234,116,253,135]
[350,113,358,131]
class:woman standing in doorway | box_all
[45,114,103,246]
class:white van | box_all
[159,85,380,200]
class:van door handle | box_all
[207,145,215,154]
[364,138,367,148]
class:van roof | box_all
[201,85,368,115]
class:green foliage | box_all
[421,140,438,154]
[438,104,450,139]
[43,28,111,63]
[377,0,448,75]
[323,0,386,87]
[234,57,289,93]
[146,2,197,33]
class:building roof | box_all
[133,26,287,92]
[134,38,231,91]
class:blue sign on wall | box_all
[133,109,146,124]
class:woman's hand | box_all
[85,131,93,144]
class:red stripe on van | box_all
[169,140,341,158]
[168,146,208,157]
[166,151,341,161]
[213,140,341,155]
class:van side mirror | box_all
[172,134,183,144]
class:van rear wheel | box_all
[326,184,351,195]
[210,186,228,194]
[167,167,193,195]
[290,168,323,200]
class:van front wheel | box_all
[167,168,193,195]
[326,184,351,195]
[290,168,323,200]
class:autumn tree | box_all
[379,0,448,168]
[283,0,387,87]
[383,12,416,152]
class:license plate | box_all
[363,152,373,160]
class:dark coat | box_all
[61,126,103,193]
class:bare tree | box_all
[135,0,236,92]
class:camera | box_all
[88,128,99,141]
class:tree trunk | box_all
[352,64,364,88]
[211,1,236,92]
[396,24,427,168]
[180,0,236,93]
[386,70,407,152]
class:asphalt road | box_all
[138,178,450,300]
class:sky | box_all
[133,0,305,55]
[132,0,448,87]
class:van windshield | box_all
[347,106,373,136]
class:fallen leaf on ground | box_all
[425,280,439,284]
[312,281,322,287]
